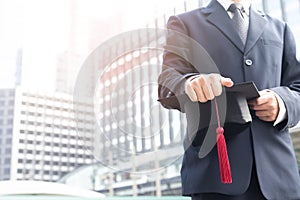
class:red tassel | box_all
[216,127,232,184]
[214,98,232,184]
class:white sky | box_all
[0,0,196,91]
[1,0,299,91]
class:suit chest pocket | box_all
[248,38,284,88]
[261,38,283,49]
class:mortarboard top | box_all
[226,81,260,100]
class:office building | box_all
[0,89,15,180]
[0,87,95,181]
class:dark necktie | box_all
[228,3,249,45]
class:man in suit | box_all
[158,0,300,199]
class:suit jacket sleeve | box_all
[270,24,300,131]
[158,15,199,112]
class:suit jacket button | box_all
[245,59,253,66]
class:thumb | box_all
[220,77,234,87]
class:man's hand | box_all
[248,90,280,122]
[185,73,234,103]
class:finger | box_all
[249,102,269,111]
[259,89,269,96]
[251,90,272,105]
[185,83,198,102]
[257,116,275,122]
[196,76,211,102]
[255,110,270,117]
[209,75,222,96]
[255,110,277,122]
[200,74,220,99]
[202,83,215,101]
[190,78,207,102]
[195,86,207,103]
[220,77,234,87]
[248,95,269,106]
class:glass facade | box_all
[0,89,15,181]
[0,88,95,182]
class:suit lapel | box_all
[203,0,244,53]
[244,7,267,54]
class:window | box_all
[4,168,10,175]
[5,138,12,144]
[6,128,12,134]
[44,161,50,165]
[5,148,11,154]
[7,109,13,115]
[8,90,14,96]
[6,119,13,125]
[4,158,10,164]
[0,91,5,97]
[8,100,14,106]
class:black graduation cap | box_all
[158,81,260,183]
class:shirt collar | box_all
[217,0,251,15]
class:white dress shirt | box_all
[217,0,251,17]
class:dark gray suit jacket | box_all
[158,0,300,199]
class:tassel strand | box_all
[214,99,232,184]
